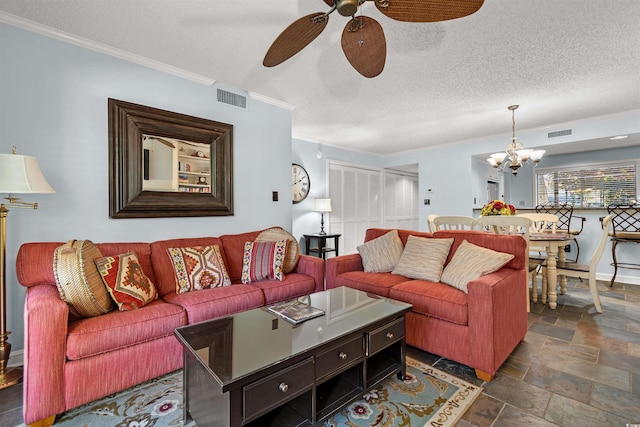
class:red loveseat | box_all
[16,228,324,426]
[326,228,528,381]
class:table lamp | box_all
[0,147,54,389]
[314,198,332,235]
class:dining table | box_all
[529,232,572,309]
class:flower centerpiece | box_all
[481,200,517,216]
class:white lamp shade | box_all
[0,153,55,194]
[314,198,332,213]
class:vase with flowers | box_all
[481,200,517,216]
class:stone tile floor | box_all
[1,278,639,426]
[409,278,640,426]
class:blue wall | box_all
[1,22,295,352]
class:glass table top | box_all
[174,287,411,388]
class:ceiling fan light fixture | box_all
[337,0,360,16]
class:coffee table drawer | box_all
[367,317,405,356]
[316,336,364,380]
[243,357,314,422]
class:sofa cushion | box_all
[365,228,433,245]
[167,245,231,293]
[331,271,408,297]
[53,240,114,318]
[150,237,225,297]
[389,280,468,325]
[94,252,158,311]
[249,273,317,304]
[392,236,453,282]
[66,299,186,360]
[357,230,404,273]
[163,284,265,324]
[256,227,300,274]
[440,240,514,293]
[241,240,288,283]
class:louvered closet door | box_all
[329,162,382,255]
[383,171,419,230]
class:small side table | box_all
[304,233,340,260]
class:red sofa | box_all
[326,228,528,381]
[16,228,324,426]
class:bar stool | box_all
[606,204,640,286]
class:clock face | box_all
[292,163,310,204]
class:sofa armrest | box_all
[466,267,528,377]
[23,285,69,424]
[326,254,364,289]
[293,254,325,293]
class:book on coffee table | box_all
[267,298,325,325]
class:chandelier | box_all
[487,105,545,175]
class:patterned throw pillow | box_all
[357,230,404,273]
[440,240,514,293]
[167,245,231,294]
[95,252,158,311]
[392,236,454,282]
[241,240,288,283]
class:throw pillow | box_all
[255,226,300,273]
[241,240,288,283]
[53,240,114,318]
[392,236,454,282]
[357,230,404,273]
[440,240,514,293]
[167,245,231,294]
[94,252,158,311]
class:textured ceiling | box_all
[1,0,639,155]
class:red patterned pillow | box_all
[94,252,158,311]
[167,245,231,294]
[241,240,288,283]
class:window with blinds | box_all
[535,161,638,208]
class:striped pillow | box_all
[357,230,404,273]
[392,236,453,282]
[241,240,288,283]
[440,240,514,293]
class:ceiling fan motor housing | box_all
[337,0,359,16]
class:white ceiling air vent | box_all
[548,129,573,138]
[217,88,247,109]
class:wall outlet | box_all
[424,199,430,205]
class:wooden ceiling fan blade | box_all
[322,0,335,6]
[263,13,329,67]
[341,16,386,78]
[374,0,484,22]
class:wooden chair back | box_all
[432,215,478,231]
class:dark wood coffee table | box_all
[174,286,412,427]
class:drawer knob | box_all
[279,382,289,393]
[386,332,394,340]
[339,352,348,360]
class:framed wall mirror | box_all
[108,98,233,218]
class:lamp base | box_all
[0,366,22,389]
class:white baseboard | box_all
[8,349,23,368]
[596,272,640,286]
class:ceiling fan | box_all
[263,0,484,78]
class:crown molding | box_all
[248,92,295,111]
[0,11,215,86]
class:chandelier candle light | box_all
[314,198,332,235]
[487,105,545,175]
[0,147,55,389]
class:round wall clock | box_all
[292,163,310,204]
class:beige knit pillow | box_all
[392,236,453,282]
[357,230,404,273]
[440,240,514,293]
[53,240,114,318]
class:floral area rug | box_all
[42,357,481,427]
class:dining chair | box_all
[477,215,539,312]
[432,215,478,231]
[427,214,439,233]
[517,213,559,234]
[553,215,613,313]
[536,203,586,262]
[605,204,640,286]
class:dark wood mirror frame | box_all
[108,98,233,218]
